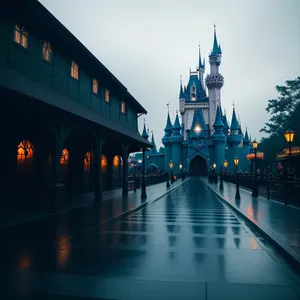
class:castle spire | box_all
[198,43,205,70]
[151,131,158,154]
[243,127,250,144]
[213,105,224,129]
[164,111,173,135]
[210,23,222,57]
[142,120,149,140]
[230,106,239,135]
[179,75,184,98]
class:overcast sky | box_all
[39,0,300,148]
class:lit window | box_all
[121,101,126,114]
[42,41,52,62]
[105,89,110,102]
[71,61,79,80]
[84,151,91,172]
[14,23,28,49]
[60,148,69,165]
[93,78,98,94]
[101,154,107,169]
[17,140,34,164]
[113,155,119,167]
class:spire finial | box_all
[180,75,182,85]
[214,21,216,32]
[167,103,169,111]
[233,99,235,109]
[198,41,201,55]
[144,117,146,124]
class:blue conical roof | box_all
[179,84,184,98]
[222,110,229,133]
[164,112,172,133]
[210,24,222,57]
[230,107,239,133]
[172,113,181,132]
[151,132,157,153]
[142,123,148,140]
[243,128,250,144]
[213,105,224,129]
[198,47,205,69]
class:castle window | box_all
[93,78,98,94]
[105,89,110,102]
[14,23,28,49]
[121,101,126,114]
[71,61,78,80]
[42,41,52,62]
[194,123,201,134]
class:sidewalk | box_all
[201,177,300,267]
[0,179,187,230]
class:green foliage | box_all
[260,77,300,164]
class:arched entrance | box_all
[189,155,207,176]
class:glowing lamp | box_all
[234,157,239,166]
[179,163,183,170]
[223,161,228,168]
[252,139,258,149]
[169,161,173,169]
[284,128,295,143]
[213,163,216,169]
[194,123,201,134]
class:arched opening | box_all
[60,148,69,184]
[146,164,159,176]
[101,154,108,190]
[189,155,207,176]
[16,140,37,211]
[112,155,122,188]
[83,150,94,193]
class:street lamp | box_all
[213,163,216,169]
[234,156,240,200]
[179,163,184,181]
[223,160,228,174]
[284,128,295,171]
[252,139,258,197]
[169,160,174,184]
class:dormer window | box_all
[121,101,126,114]
[71,61,78,79]
[14,23,28,49]
[105,89,110,102]
[93,78,98,94]
[42,41,52,62]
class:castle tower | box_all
[162,111,173,172]
[142,122,149,140]
[170,112,183,177]
[222,110,230,136]
[205,24,224,134]
[198,45,205,91]
[212,105,226,171]
[242,128,251,171]
[227,106,242,172]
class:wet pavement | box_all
[1,179,300,299]
[202,177,300,266]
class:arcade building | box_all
[1,0,151,216]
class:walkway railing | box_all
[222,173,300,207]
[127,174,166,191]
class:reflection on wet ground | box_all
[1,179,300,299]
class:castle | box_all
[142,25,252,177]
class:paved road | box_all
[1,179,300,299]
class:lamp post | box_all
[179,163,183,181]
[141,148,147,199]
[284,128,295,176]
[251,139,258,197]
[234,156,240,200]
[169,160,174,184]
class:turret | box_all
[205,23,224,132]
[162,111,173,171]
[170,112,183,177]
[198,45,205,90]
[212,105,226,170]
[222,110,230,136]
[151,131,158,154]
[142,122,149,140]
[179,76,185,114]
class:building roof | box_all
[6,0,147,114]
[164,112,173,134]
[230,107,239,132]
[213,105,224,129]
[142,123,149,140]
[210,24,222,57]
[185,73,207,102]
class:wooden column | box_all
[122,142,129,196]
[94,134,105,201]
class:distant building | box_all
[144,25,251,176]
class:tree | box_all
[260,77,300,136]
[260,77,300,167]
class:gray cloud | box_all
[39,0,300,147]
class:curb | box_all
[104,179,190,224]
[201,179,300,273]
